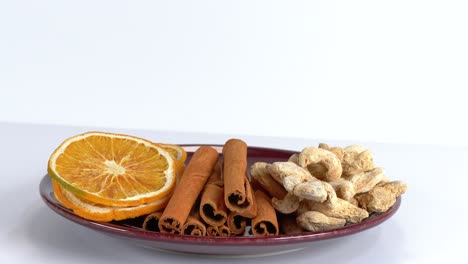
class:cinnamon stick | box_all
[159,146,219,234]
[207,225,231,237]
[181,210,206,236]
[199,163,227,226]
[223,139,257,218]
[217,225,231,237]
[251,190,279,236]
[207,226,219,236]
[227,211,247,235]
[142,212,162,232]
[206,162,223,186]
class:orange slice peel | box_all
[48,131,176,207]
[159,143,187,181]
[52,180,169,222]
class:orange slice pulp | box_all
[48,132,176,207]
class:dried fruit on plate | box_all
[52,180,170,222]
[48,131,177,207]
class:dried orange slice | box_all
[48,132,176,207]
[160,144,187,180]
[52,180,169,222]
[160,144,187,165]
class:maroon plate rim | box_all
[39,144,401,247]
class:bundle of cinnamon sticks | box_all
[142,139,279,237]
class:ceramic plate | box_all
[39,144,401,256]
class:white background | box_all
[1,0,467,145]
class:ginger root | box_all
[349,167,385,193]
[318,143,344,162]
[250,162,287,199]
[304,198,369,224]
[272,193,301,214]
[267,162,330,202]
[329,179,355,201]
[296,211,346,232]
[329,167,385,201]
[292,181,329,202]
[288,153,299,164]
[255,143,406,234]
[267,162,314,192]
[303,181,369,224]
[298,147,342,182]
[342,145,375,176]
[355,181,407,213]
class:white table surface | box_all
[0,122,466,263]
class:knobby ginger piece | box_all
[268,162,329,202]
[322,181,339,205]
[250,162,287,199]
[377,175,391,186]
[288,153,300,164]
[292,181,328,202]
[303,198,369,224]
[329,167,385,201]
[267,162,315,192]
[295,180,337,206]
[356,181,407,213]
[349,167,385,194]
[342,145,375,176]
[329,179,355,201]
[318,143,344,162]
[272,193,301,214]
[349,197,359,207]
[250,162,270,178]
[296,211,346,232]
[295,181,339,216]
[298,147,342,182]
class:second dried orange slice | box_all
[48,132,176,207]
[52,180,170,222]
[160,143,187,180]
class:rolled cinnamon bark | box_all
[159,146,219,234]
[142,212,162,232]
[207,226,218,236]
[217,225,231,237]
[199,163,228,226]
[251,190,279,236]
[207,225,231,237]
[206,162,223,186]
[181,211,207,236]
[223,139,257,218]
[227,211,247,235]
